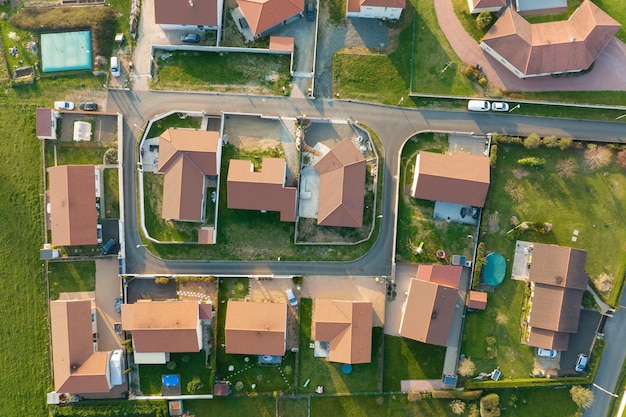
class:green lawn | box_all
[153,50,291,95]
[48,260,96,300]
[382,335,446,391]
[186,397,276,417]
[145,113,202,139]
[451,0,494,41]
[139,351,212,395]
[103,168,120,219]
[46,141,112,166]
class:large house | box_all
[526,243,588,351]
[312,299,373,364]
[121,300,203,364]
[237,0,304,38]
[154,0,222,32]
[227,158,297,222]
[346,0,405,20]
[48,165,100,246]
[157,128,221,222]
[50,295,124,396]
[314,138,366,228]
[481,1,620,78]
[224,300,287,356]
[410,152,490,208]
[399,265,464,346]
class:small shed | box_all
[214,381,230,396]
[168,400,183,416]
[73,121,92,141]
[467,291,488,310]
[37,108,57,140]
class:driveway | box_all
[95,258,124,352]
[384,263,416,336]
[126,276,177,303]
[559,309,602,377]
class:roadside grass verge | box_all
[297,298,383,394]
[103,168,120,218]
[48,260,96,300]
[139,351,212,395]
[153,50,291,95]
[382,335,446,391]
[396,133,476,263]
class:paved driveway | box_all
[95,258,124,352]
[126,276,177,303]
[384,263,416,336]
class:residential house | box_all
[467,290,488,310]
[224,300,287,356]
[227,158,297,222]
[467,0,506,14]
[526,243,588,351]
[399,265,463,346]
[121,300,202,364]
[48,165,99,246]
[481,1,620,78]
[410,151,490,207]
[50,296,124,395]
[237,0,304,38]
[312,299,373,364]
[36,108,57,140]
[314,138,366,228]
[346,0,405,20]
[157,128,221,222]
[154,0,222,32]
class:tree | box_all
[570,385,594,409]
[480,393,501,417]
[450,399,466,415]
[476,12,493,29]
[458,357,476,377]
[523,133,541,149]
[584,144,613,170]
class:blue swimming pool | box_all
[162,374,180,387]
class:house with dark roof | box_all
[312,300,373,364]
[227,158,297,222]
[399,265,463,346]
[36,108,57,140]
[157,128,221,222]
[48,165,99,246]
[467,0,505,14]
[314,138,366,228]
[121,300,202,364]
[224,300,287,356]
[346,0,405,20]
[50,296,125,395]
[410,152,490,208]
[525,243,588,351]
[237,0,304,38]
[480,1,620,78]
[154,0,222,32]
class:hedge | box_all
[50,400,168,417]
[464,377,590,390]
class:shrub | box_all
[478,77,488,87]
[476,12,493,29]
[570,385,594,409]
[450,399,466,415]
[407,391,422,402]
[187,377,204,393]
[559,137,573,150]
[166,361,177,370]
[472,243,486,290]
[489,144,497,167]
[617,149,626,169]
[584,144,612,170]
[542,135,558,148]
[556,157,578,179]
[155,277,170,285]
[463,65,480,80]
[517,157,545,167]
[458,358,476,377]
[523,133,541,149]
[480,393,500,417]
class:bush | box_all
[476,12,493,29]
[187,376,204,393]
[517,157,545,167]
[617,149,626,169]
[154,277,170,285]
[489,145,497,167]
[463,65,480,80]
[458,358,476,377]
[559,137,573,150]
[480,393,500,417]
[523,133,541,149]
[472,243,486,290]
[570,385,594,409]
[50,400,168,417]
[542,135,558,148]
[450,399,466,415]
[584,144,613,170]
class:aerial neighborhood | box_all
[2,0,626,415]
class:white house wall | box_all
[355,6,402,20]
[134,351,168,364]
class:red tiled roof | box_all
[467,291,488,310]
[36,108,55,139]
[48,165,98,246]
[410,152,490,207]
[416,264,463,288]
[154,0,219,27]
[529,243,588,290]
[269,36,295,52]
[198,227,215,244]
[225,300,287,356]
[238,0,304,36]
[470,0,506,9]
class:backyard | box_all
[48,260,96,300]
[103,168,120,218]
[45,141,113,166]
[139,351,212,395]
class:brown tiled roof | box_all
[214,382,230,396]
[227,158,297,222]
[158,129,220,222]
[36,108,55,138]
[410,152,490,207]
[154,0,218,27]
[470,0,506,9]
[199,303,213,320]
[528,327,570,351]
[48,165,99,246]
[529,243,588,290]
[50,299,112,393]
[399,279,458,346]
[269,36,294,52]
[482,2,620,76]
[312,300,373,364]
[467,291,488,310]
[529,284,583,333]
[238,0,304,36]
[358,0,405,9]
[198,227,215,244]
[121,300,201,353]
[416,264,463,288]
[224,300,287,356]
[314,139,366,228]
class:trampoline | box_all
[40,31,92,73]
[482,252,506,286]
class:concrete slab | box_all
[384,263,417,336]
[512,240,534,281]
[448,133,489,156]
[298,167,320,219]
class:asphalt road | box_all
[107,90,626,277]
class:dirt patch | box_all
[512,168,530,179]
[487,212,500,233]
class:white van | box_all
[110,56,120,77]
[467,100,490,112]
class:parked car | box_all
[467,100,490,112]
[110,56,120,77]
[79,102,98,111]
[54,101,75,111]
[575,353,588,372]
[101,238,117,255]
[492,102,510,112]
[286,288,298,306]
[181,33,201,43]
[537,348,557,358]
[306,2,314,21]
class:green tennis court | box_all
[41,31,92,73]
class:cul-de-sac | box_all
[1,0,626,415]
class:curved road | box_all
[107,90,626,277]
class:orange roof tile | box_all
[238,0,304,36]
[269,36,295,52]
[416,264,463,288]
[225,300,287,356]
[154,0,219,27]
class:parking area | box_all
[59,113,118,143]
[559,310,602,376]
[448,133,489,156]
[126,276,177,303]
[101,219,120,254]
[384,263,416,336]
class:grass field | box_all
[104,168,120,219]
[46,141,112,166]
[145,113,201,139]
[139,351,212,395]
[48,261,96,300]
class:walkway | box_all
[433,1,626,92]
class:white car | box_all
[575,354,588,372]
[537,348,557,358]
[286,288,298,306]
[492,102,510,112]
[54,101,75,111]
